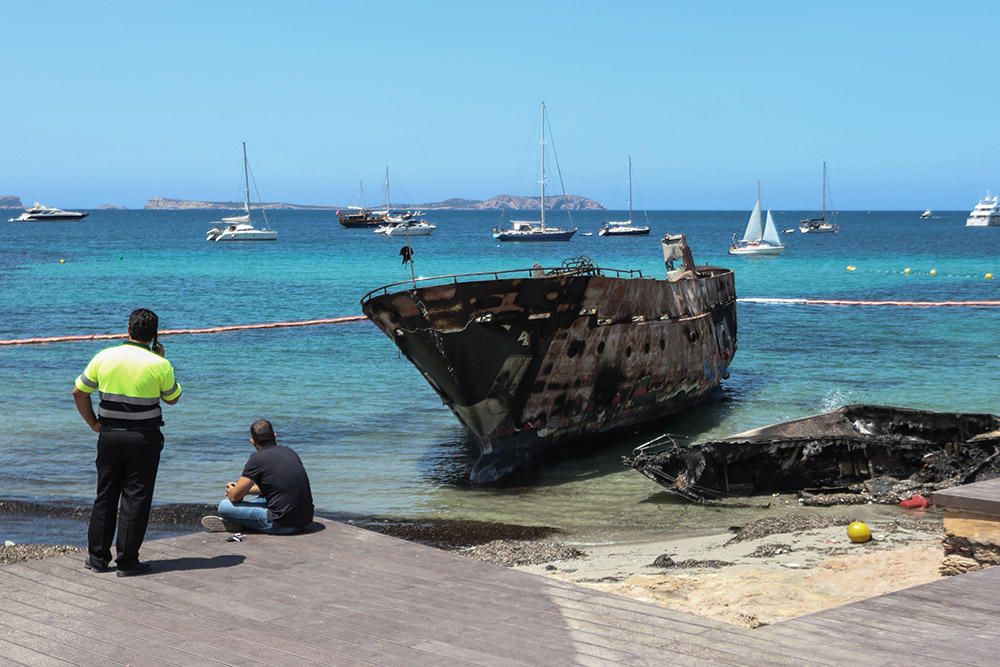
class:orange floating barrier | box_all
[0,315,369,347]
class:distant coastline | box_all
[0,195,24,208]
[145,193,605,211]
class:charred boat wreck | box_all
[361,234,737,482]
[624,405,1000,503]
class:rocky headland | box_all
[146,193,604,211]
[0,195,24,208]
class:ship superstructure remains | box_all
[362,235,737,482]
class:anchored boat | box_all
[362,234,737,482]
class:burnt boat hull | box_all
[624,405,1000,502]
[362,242,737,482]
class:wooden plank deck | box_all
[932,477,1000,515]
[1,518,998,666]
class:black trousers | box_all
[87,429,163,569]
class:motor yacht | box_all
[8,202,88,222]
[966,193,1000,227]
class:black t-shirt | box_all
[241,445,314,528]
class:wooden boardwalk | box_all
[1,518,998,666]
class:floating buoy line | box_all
[739,298,1000,308]
[0,316,368,347]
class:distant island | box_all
[145,193,604,211]
[0,195,24,208]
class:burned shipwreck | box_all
[624,405,1000,503]
[361,234,737,482]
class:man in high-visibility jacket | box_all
[73,308,182,576]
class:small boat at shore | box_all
[362,233,736,483]
[623,405,1000,503]
[8,202,88,222]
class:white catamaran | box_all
[206,142,277,242]
[730,182,784,256]
[493,103,577,242]
[600,156,650,236]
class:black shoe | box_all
[116,561,152,577]
[83,558,110,573]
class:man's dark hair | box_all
[128,308,159,343]
[250,419,276,446]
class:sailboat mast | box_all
[821,161,827,220]
[756,180,762,240]
[384,166,390,212]
[627,155,633,222]
[242,142,250,215]
[540,102,546,229]
[360,180,365,210]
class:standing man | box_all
[201,419,314,535]
[73,308,182,576]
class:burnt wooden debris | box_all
[362,234,737,483]
[3,517,1000,666]
[624,405,1000,502]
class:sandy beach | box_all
[509,512,944,628]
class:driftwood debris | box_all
[624,405,1000,503]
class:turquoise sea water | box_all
[1,209,997,539]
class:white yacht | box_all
[376,219,437,236]
[8,202,88,222]
[920,209,933,219]
[206,143,277,241]
[966,192,1000,227]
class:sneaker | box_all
[201,515,242,533]
[83,557,110,573]
[116,561,152,577]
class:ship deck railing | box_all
[361,265,644,304]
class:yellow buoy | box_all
[847,521,872,543]
[846,265,856,272]
[59,258,65,264]
[903,267,911,275]
[929,268,937,277]
[987,273,994,280]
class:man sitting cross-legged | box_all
[201,419,314,534]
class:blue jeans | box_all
[216,498,300,535]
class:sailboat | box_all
[338,181,388,228]
[799,161,839,233]
[493,103,577,242]
[206,143,277,241]
[729,182,784,255]
[600,156,650,236]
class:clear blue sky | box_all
[3,1,998,209]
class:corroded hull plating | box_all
[362,243,737,482]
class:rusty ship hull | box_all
[362,236,737,482]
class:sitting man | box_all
[201,419,314,534]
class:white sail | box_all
[762,210,781,245]
[221,214,251,223]
[742,199,763,242]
